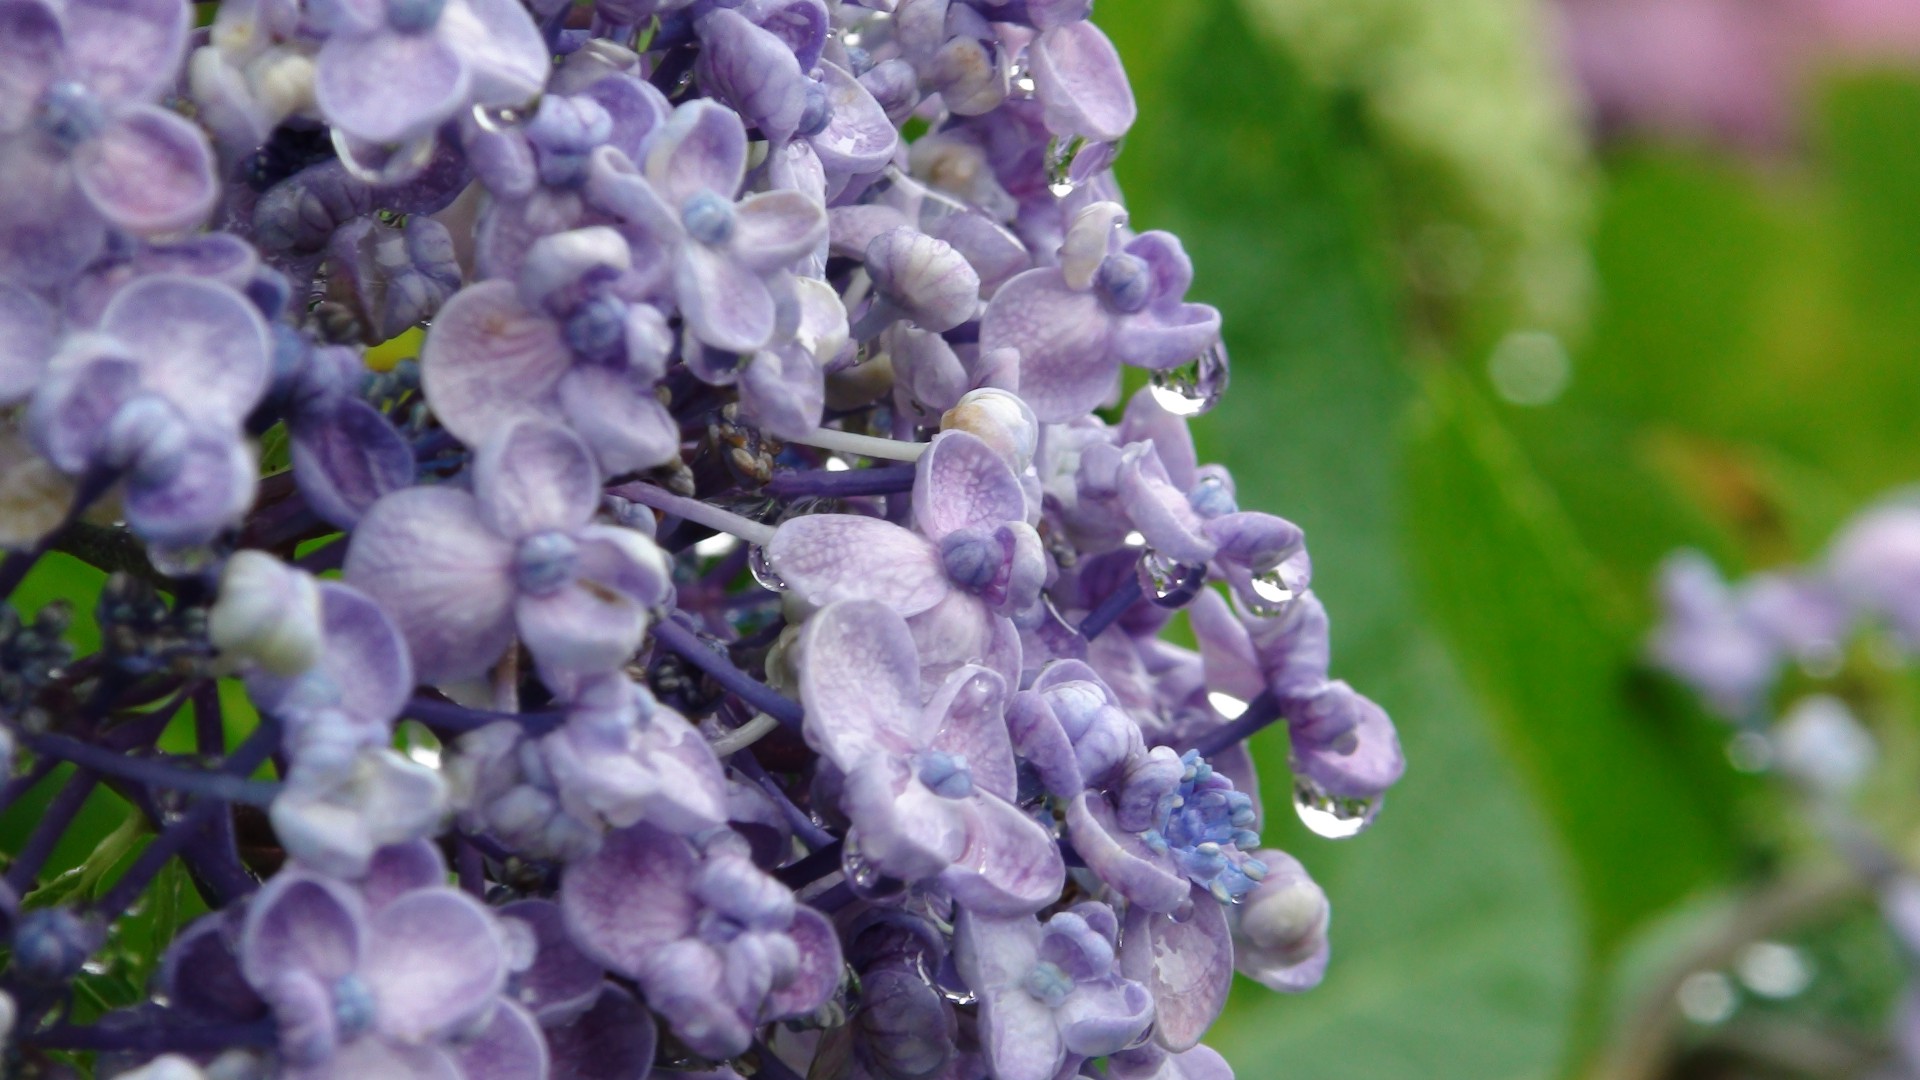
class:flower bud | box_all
[210,551,325,677]
[941,388,1037,471]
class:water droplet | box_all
[1736,941,1811,999]
[1245,563,1303,618]
[331,128,437,186]
[1137,550,1205,608]
[1207,691,1248,719]
[1291,777,1378,839]
[841,833,905,902]
[1149,344,1229,417]
[748,546,787,592]
[469,102,524,133]
[693,533,741,559]
[1676,970,1738,1024]
[1044,135,1085,196]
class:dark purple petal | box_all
[291,398,416,530]
[543,985,659,1080]
[1288,681,1404,800]
[358,840,448,911]
[0,0,61,133]
[123,434,257,549]
[448,1000,551,1080]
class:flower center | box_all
[1094,252,1152,314]
[915,751,974,799]
[1020,960,1074,1008]
[938,528,999,592]
[331,973,376,1040]
[681,191,736,246]
[386,0,447,33]
[564,295,627,361]
[35,81,104,147]
[514,531,580,596]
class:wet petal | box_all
[768,514,948,616]
[544,985,658,1080]
[1029,21,1136,142]
[1122,893,1232,1052]
[440,0,550,108]
[924,665,1016,801]
[811,61,898,175]
[913,430,1027,540]
[942,793,1066,916]
[797,598,928,767]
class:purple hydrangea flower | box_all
[345,419,672,686]
[796,598,1066,915]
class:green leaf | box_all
[1405,367,1742,953]
[22,809,150,911]
[1099,3,1582,1075]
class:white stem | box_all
[788,427,928,463]
[708,712,781,756]
[619,485,777,546]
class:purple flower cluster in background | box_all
[0,0,1405,1076]
[1651,495,1920,1068]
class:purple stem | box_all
[732,751,835,851]
[4,771,101,894]
[402,696,565,737]
[1187,689,1283,759]
[27,1018,278,1053]
[765,463,918,500]
[91,718,281,920]
[456,835,485,898]
[754,1042,805,1080]
[19,733,280,806]
[0,758,56,818]
[181,685,260,905]
[1077,574,1143,641]
[774,838,844,889]
[650,618,804,730]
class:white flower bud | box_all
[209,550,324,677]
[942,388,1038,471]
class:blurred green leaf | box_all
[1101,2,1582,1075]
[1405,366,1742,955]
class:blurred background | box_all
[1090,0,1920,1076]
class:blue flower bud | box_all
[1020,960,1075,1008]
[1094,252,1153,314]
[514,531,580,595]
[35,81,104,147]
[916,751,974,799]
[681,191,737,246]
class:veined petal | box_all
[768,514,947,616]
[1121,892,1232,1052]
[420,279,574,449]
[364,887,510,1042]
[941,792,1065,916]
[440,0,549,108]
[797,598,927,768]
[561,824,701,979]
[729,190,828,274]
[912,429,1027,540]
[343,486,516,685]
[515,580,649,680]
[676,244,775,353]
[474,419,600,538]
[447,999,550,1080]
[646,98,747,207]
[1028,21,1135,142]
[73,105,217,235]
[240,871,367,989]
[100,273,271,430]
[978,268,1113,423]
[63,0,190,105]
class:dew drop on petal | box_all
[1138,550,1205,608]
[1149,343,1229,417]
[1291,777,1378,839]
[331,128,438,186]
[748,545,788,592]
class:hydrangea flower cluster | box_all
[0,0,1406,1075]
[1651,495,1920,1065]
